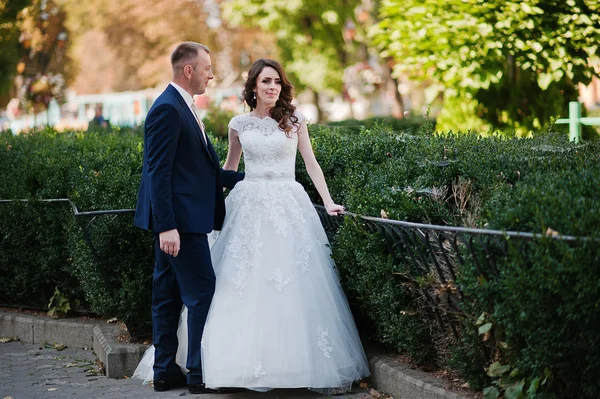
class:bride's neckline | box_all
[247,112,273,121]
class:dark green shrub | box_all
[0,128,233,335]
[1,124,599,397]
[0,200,80,309]
[203,105,236,137]
[454,237,600,398]
[332,218,436,364]
[326,116,430,134]
[483,160,600,237]
[300,126,600,396]
[69,214,154,338]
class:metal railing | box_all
[313,205,586,347]
[2,199,588,345]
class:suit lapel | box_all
[167,85,214,164]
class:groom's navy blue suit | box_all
[134,84,243,385]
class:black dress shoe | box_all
[188,383,219,394]
[153,378,186,392]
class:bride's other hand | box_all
[325,202,346,216]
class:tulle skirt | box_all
[133,179,370,393]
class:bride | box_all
[133,58,370,393]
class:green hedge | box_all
[1,124,599,397]
[0,201,78,309]
[325,116,430,134]
[0,127,232,337]
[455,237,600,397]
[297,126,600,397]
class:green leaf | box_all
[483,386,501,399]
[476,312,486,326]
[487,362,511,377]
[579,14,593,26]
[504,379,525,399]
[478,322,493,335]
[537,73,553,90]
[528,377,542,394]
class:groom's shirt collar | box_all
[170,82,195,108]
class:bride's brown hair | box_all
[242,59,299,136]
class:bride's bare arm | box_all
[297,120,345,215]
[223,127,242,171]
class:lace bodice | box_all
[229,111,305,181]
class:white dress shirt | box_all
[169,82,207,144]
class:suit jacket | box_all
[134,84,243,233]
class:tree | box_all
[61,0,277,94]
[222,0,365,121]
[12,0,73,116]
[372,0,600,133]
[0,0,32,105]
[61,0,218,92]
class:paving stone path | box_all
[0,341,371,399]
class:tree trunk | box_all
[312,89,325,123]
[386,61,405,118]
[507,55,517,132]
[390,74,405,118]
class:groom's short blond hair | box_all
[171,42,210,72]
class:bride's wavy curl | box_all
[242,59,299,137]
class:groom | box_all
[134,42,244,394]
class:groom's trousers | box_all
[152,233,215,385]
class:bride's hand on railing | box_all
[325,202,346,216]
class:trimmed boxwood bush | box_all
[1,122,599,396]
[0,127,232,337]
[0,200,78,309]
[326,116,431,134]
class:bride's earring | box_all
[253,92,256,102]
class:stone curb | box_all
[0,312,95,348]
[0,311,146,378]
[367,348,470,399]
[92,323,149,378]
[0,311,469,398]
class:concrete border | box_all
[367,346,470,399]
[0,311,146,378]
[0,312,95,348]
[0,311,469,398]
[92,323,149,378]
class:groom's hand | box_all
[159,229,180,257]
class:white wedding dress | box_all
[133,111,370,393]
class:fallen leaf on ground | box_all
[545,227,560,236]
[0,337,17,343]
[364,388,394,398]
